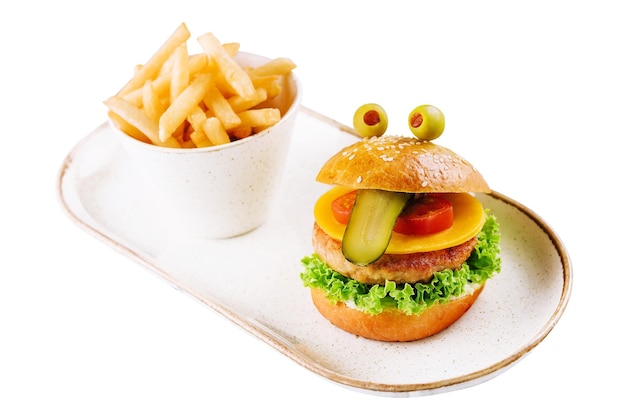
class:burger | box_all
[300,135,501,342]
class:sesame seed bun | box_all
[316,135,490,193]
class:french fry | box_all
[104,96,160,143]
[142,80,166,120]
[229,125,252,140]
[246,57,297,78]
[158,72,212,142]
[202,117,230,145]
[187,106,208,131]
[203,84,241,130]
[222,42,240,57]
[117,23,191,97]
[227,88,268,112]
[169,44,190,102]
[108,110,151,144]
[237,108,281,128]
[156,53,174,78]
[161,136,183,148]
[122,75,167,107]
[186,106,212,147]
[197,32,256,100]
[105,97,181,148]
[250,75,283,98]
[188,53,210,76]
[189,130,212,148]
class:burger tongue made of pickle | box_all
[343,104,446,266]
[342,189,411,265]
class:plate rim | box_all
[56,106,573,395]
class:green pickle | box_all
[342,189,411,266]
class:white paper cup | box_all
[110,51,302,238]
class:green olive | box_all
[353,103,388,137]
[408,104,445,140]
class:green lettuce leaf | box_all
[300,213,501,316]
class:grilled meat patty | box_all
[312,223,478,285]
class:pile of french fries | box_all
[104,23,296,148]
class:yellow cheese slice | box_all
[314,186,486,254]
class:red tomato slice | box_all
[330,190,358,224]
[394,194,454,235]
[330,191,454,235]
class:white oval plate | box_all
[57,106,572,397]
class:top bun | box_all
[316,135,490,193]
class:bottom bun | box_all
[309,284,485,342]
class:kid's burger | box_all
[300,104,501,342]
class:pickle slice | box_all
[342,189,411,266]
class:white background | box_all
[2,0,623,416]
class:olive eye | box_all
[408,105,445,141]
[353,103,388,137]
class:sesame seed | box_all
[357,176,363,183]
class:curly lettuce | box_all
[300,213,501,316]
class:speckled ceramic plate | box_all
[57,106,572,397]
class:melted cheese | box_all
[314,186,486,254]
